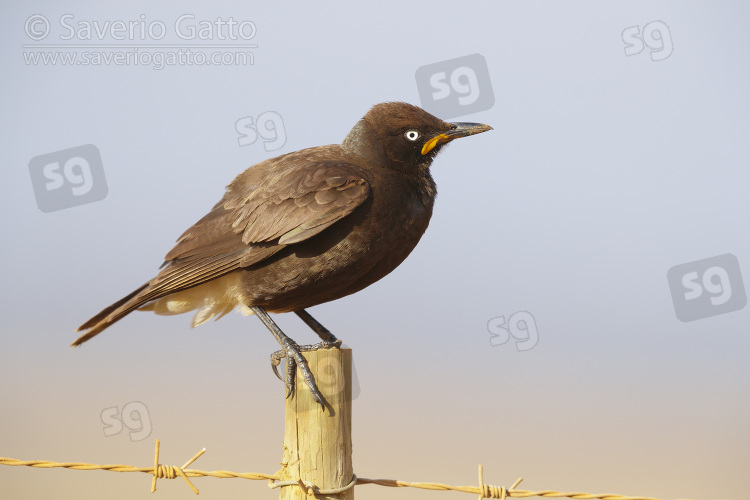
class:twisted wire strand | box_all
[0,440,709,500]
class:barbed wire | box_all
[0,439,712,499]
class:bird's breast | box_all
[243,173,435,312]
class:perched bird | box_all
[74,102,492,408]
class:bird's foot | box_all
[269,339,342,408]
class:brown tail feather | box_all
[72,283,150,346]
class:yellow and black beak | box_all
[421,122,493,155]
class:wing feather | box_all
[74,157,371,343]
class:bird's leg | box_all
[250,306,325,410]
[295,309,342,348]
[268,310,341,400]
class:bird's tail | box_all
[72,283,150,346]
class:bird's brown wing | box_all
[74,160,370,344]
[151,161,370,291]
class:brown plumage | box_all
[73,102,491,407]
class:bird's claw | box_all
[270,347,298,398]
[270,349,286,382]
[285,354,296,399]
[268,339,342,410]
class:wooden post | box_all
[277,348,354,500]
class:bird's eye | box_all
[404,130,420,141]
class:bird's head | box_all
[342,102,492,172]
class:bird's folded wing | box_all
[142,161,370,300]
[76,161,370,340]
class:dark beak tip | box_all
[473,124,493,134]
[447,122,493,138]
[421,121,493,155]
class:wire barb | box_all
[477,464,523,499]
[150,439,205,495]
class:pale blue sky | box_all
[2,2,748,499]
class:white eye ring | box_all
[404,130,420,141]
